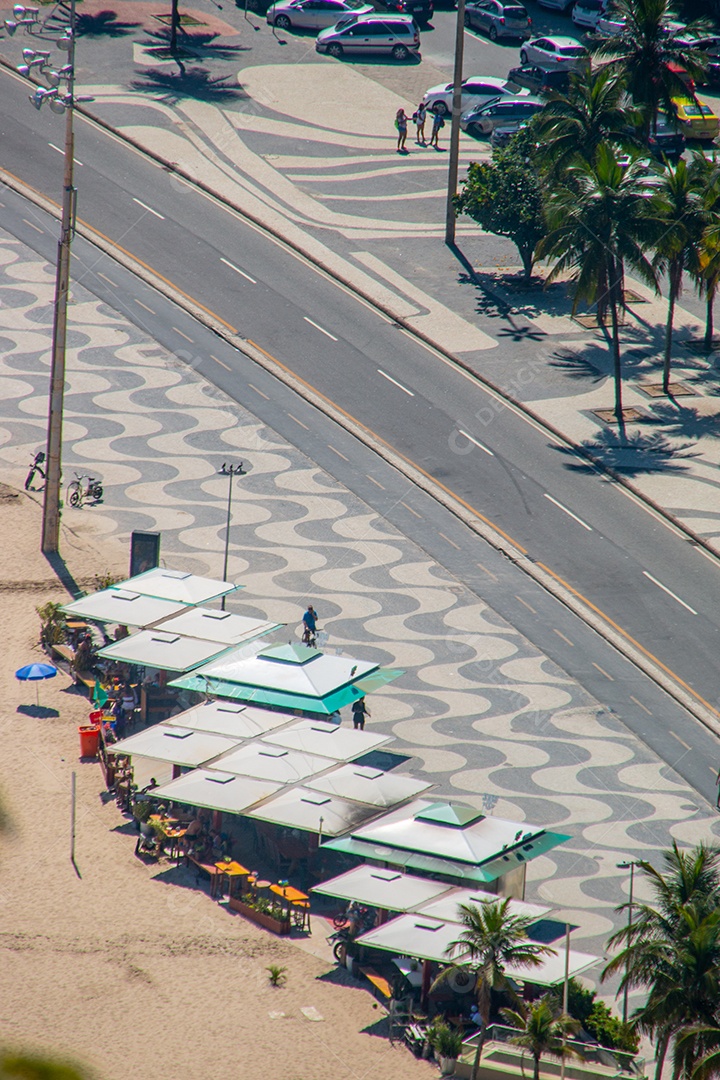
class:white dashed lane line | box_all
[132,197,165,219]
[378,369,414,396]
[220,257,257,284]
[303,316,338,341]
[49,142,83,166]
[543,493,592,532]
[458,429,494,456]
[642,571,698,615]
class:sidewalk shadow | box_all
[76,10,141,37]
[140,28,252,61]
[132,66,249,103]
[646,400,720,441]
[43,550,82,598]
[556,429,695,476]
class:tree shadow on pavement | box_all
[76,9,141,37]
[132,66,249,103]
[556,428,696,476]
[140,28,252,61]
[645,400,720,441]
[549,348,606,383]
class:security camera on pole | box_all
[6,2,79,553]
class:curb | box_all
[3,132,720,739]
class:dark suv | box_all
[506,64,570,94]
[372,0,432,25]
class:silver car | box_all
[267,0,372,30]
[520,36,588,70]
[316,13,420,57]
[461,95,544,137]
[463,0,531,42]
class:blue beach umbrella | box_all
[16,663,58,706]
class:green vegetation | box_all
[266,964,288,987]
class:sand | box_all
[0,488,433,1080]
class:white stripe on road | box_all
[543,493,592,532]
[132,197,165,219]
[378,369,414,396]
[49,142,84,166]
[220,257,257,284]
[642,571,698,615]
[458,429,494,456]
[303,316,338,341]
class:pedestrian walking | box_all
[352,696,370,730]
[302,604,318,645]
[430,106,445,149]
[395,108,408,153]
[412,101,427,144]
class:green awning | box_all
[321,836,497,884]
[478,831,571,879]
[352,669,405,695]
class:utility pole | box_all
[445,0,466,246]
[219,462,245,609]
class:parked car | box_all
[461,95,545,137]
[506,63,570,93]
[372,0,433,25]
[645,114,686,160]
[520,36,588,69]
[675,34,720,87]
[571,0,607,30]
[315,12,420,56]
[490,120,529,145]
[595,13,625,36]
[422,75,527,115]
[267,0,372,28]
[463,0,531,41]
[670,95,720,140]
[535,0,574,11]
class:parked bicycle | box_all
[67,472,103,508]
[24,450,46,491]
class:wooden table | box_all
[270,884,311,931]
[215,861,250,898]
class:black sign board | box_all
[130,531,161,578]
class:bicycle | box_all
[25,450,46,491]
[67,472,103,508]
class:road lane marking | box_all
[553,628,574,646]
[378,369,414,396]
[133,298,155,314]
[670,730,691,750]
[544,493,592,531]
[642,571,697,615]
[630,695,652,716]
[220,257,257,283]
[592,662,614,680]
[516,595,536,614]
[212,355,231,371]
[288,413,308,430]
[303,316,338,341]
[477,562,497,580]
[439,532,460,550]
[458,429,494,456]
[49,142,83,166]
[328,445,348,461]
[401,501,421,518]
[97,272,117,287]
[132,197,165,219]
[368,475,385,489]
[22,218,43,233]
[248,381,268,397]
[173,327,193,342]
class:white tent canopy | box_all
[505,948,599,987]
[306,764,432,807]
[263,719,392,761]
[108,725,241,767]
[213,743,337,785]
[112,568,240,605]
[151,769,281,814]
[167,701,293,740]
[191,644,377,699]
[62,589,187,628]
[98,630,230,672]
[156,607,282,646]
[311,866,451,912]
[246,786,381,836]
[356,914,469,964]
[414,889,551,926]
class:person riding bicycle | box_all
[302,604,318,645]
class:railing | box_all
[464,1024,645,1078]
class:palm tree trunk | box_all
[705,284,716,353]
[170,0,179,51]
[470,1029,486,1080]
[609,262,624,436]
[533,1052,541,1080]
[654,1031,669,1080]
[663,282,677,394]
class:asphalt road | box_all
[2,63,720,802]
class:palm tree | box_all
[537,143,660,427]
[501,997,582,1080]
[690,154,720,352]
[436,899,556,1080]
[592,0,710,134]
[602,843,720,1080]
[534,65,641,174]
[652,158,706,392]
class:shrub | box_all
[266,965,287,987]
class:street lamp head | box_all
[616,862,632,870]
[5,20,18,34]
[29,86,57,109]
[46,64,72,85]
[14,5,39,17]
[49,95,67,114]
[56,31,73,50]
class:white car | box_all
[520,36,588,69]
[422,76,528,116]
[572,0,607,30]
[267,0,372,29]
[595,14,625,36]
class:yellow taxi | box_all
[671,96,720,140]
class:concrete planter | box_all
[228,897,291,935]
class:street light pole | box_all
[219,462,245,609]
[617,860,638,1025]
[41,1,77,553]
[445,0,466,246]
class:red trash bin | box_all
[79,725,100,758]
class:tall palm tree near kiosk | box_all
[538,145,659,429]
[436,899,556,1080]
[592,0,709,135]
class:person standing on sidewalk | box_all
[413,102,427,145]
[395,108,408,153]
[430,106,445,149]
[352,696,370,730]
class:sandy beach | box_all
[0,488,434,1080]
